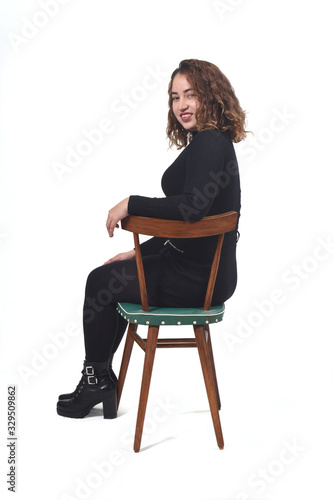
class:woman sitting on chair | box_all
[57,58,248,419]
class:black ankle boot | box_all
[56,361,117,419]
[108,352,118,386]
[58,358,117,401]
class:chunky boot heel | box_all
[57,361,117,419]
[102,391,117,419]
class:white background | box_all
[0,1,332,499]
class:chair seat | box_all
[116,302,225,326]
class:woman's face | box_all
[171,73,200,132]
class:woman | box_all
[57,59,247,419]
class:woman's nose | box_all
[178,98,189,111]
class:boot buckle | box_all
[85,366,98,385]
[87,375,98,385]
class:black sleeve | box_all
[127,130,227,222]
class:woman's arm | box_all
[104,198,165,263]
[103,248,135,265]
[106,197,129,237]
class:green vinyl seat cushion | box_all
[116,302,225,326]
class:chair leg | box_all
[205,325,221,410]
[194,325,224,450]
[117,323,137,409]
[134,325,159,453]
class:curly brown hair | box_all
[167,59,248,149]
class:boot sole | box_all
[57,393,117,419]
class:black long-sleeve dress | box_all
[83,129,241,362]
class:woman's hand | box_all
[106,197,129,238]
[103,249,135,265]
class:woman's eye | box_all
[172,96,179,101]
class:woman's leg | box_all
[82,258,142,362]
[57,258,146,418]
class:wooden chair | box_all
[116,211,238,452]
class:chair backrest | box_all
[121,211,238,312]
